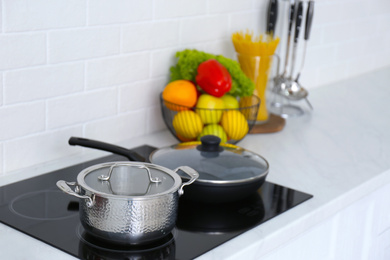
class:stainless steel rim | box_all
[150,145,270,185]
[180,161,269,185]
[76,161,182,200]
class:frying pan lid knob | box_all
[197,135,223,157]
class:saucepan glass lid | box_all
[77,162,181,197]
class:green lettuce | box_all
[169,49,255,97]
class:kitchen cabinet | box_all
[260,181,390,260]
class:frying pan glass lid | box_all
[150,135,269,184]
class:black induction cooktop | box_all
[0,145,312,260]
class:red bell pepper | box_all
[195,59,232,98]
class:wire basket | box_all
[160,93,260,144]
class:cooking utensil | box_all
[271,0,296,108]
[150,135,269,203]
[295,0,314,82]
[289,0,303,79]
[69,137,146,162]
[278,80,309,101]
[266,0,278,38]
[57,161,198,245]
[282,0,295,77]
[68,136,269,204]
[273,1,312,110]
[283,0,314,109]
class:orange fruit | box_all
[163,80,198,111]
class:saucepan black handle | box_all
[68,137,146,162]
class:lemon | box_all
[173,110,203,140]
[221,94,239,109]
[221,110,248,140]
[195,94,225,124]
[197,124,228,143]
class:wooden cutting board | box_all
[249,114,285,134]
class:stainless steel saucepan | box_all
[57,161,198,245]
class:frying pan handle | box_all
[175,166,199,196]
[56,180,94,207]
[68,137,146,162]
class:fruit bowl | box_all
[160,93,260,144]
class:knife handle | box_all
[304,1,315,40]
[293,1,303,43]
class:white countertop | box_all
[2,66,390,259]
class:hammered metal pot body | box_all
[57,161,199,245]
[79,187,178,245]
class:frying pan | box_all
[69,136,269,203]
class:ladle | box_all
[283,0,295,77]
[273,0,295,92]
[287,0,314,109]
[272,0,302,97]
[274,2,306,101]
[288,0,303,82]
[295,0,314,83]
[274,0,314,110]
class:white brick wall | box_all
[0,102,45,140]
[5,63,84,104]
[48,28,121,63]
[0,0,390,174]
[0,74,3,107]
[0,34,46,70]
[47,89,117,129]
[3,0,86,32]
[88,0,152,25]
[122,21,180,52]
[153,0,207,19]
